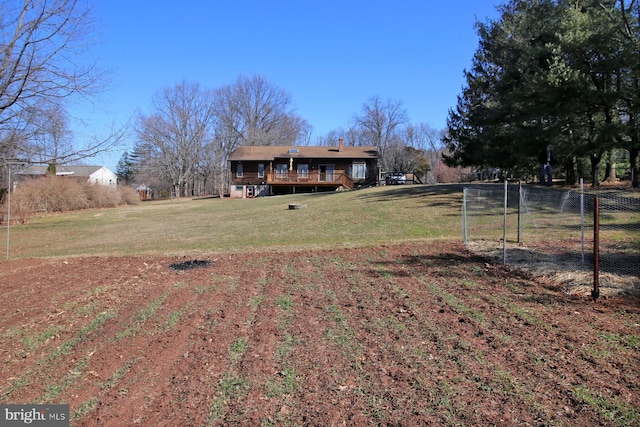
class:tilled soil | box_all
[1,242,639,426]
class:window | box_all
[352,162,366,179]
[236,163,243,178]
[297,164,309,178]
[258,163,265,178]
[276,163,288,178]
[319,164,334,182]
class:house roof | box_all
[16,165,107,177]
[228,145,378,162]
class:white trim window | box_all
[258,163,265,178]
[352,162,366,179]
[236,163,243,178]
[297,164,309,178]
[276,163,288,178]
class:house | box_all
[228,138,378,198]
[15,165,117,186]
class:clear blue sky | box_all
[77,0,501,170]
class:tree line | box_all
[443,0,639,187]
[118,79,447,198]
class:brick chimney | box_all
[338,137,344,152]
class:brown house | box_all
[228,139,378,198]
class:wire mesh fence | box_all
[463,182,640,297]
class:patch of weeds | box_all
[532,354,546,366]
[374,316,407,334]
[115,295,167,340]
[598,331,640,351]
[422,279,487,327]
[206,373,250,425]
[275,295,293,311]
[390,283,409,299]
[357,386,388,423]
[512,306,544,328]
[324,289,337,301]
[203,309,219,332]
[506,281,525,294]
[0,325,22,341]
[81,311,115,336]
[229,337,248,362]
[102,359,136,390]
[73,398,97,421]
[623,334,640,350]
[249,295,264,308]
[2,370,34,400]
[325,304,344,322]
[195,284,216,295]
[275,333,298,361]
[469,265,485,276]
[574,385,639,426]
[47,311,115,361]
[210,275,239,290]
[77,301,99,316]
[460,278,480,288]
[20,325,62,356]
[265,367,299,397]
[432,380,462,423]
[324,304,362,366]
[493,367,517,395]
[173,281,185,289]
[164,309,183,329]
[41,356,90,401]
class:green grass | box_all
[574,385,640,426]
[114,295,167,340]
[1,185,464,259]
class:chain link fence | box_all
[462,182,640,298]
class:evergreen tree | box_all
[444,0,638,186]
[116,151,135,186]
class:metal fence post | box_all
[580,179,585,264]
[503,180,507,265]
[592,196,600,301]
[517,182,522,244]
[462,188,468,246]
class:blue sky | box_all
[77,1,501,170]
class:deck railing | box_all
[232,171,355,189]
[266,171,353,188]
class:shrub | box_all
[0,176,139,224]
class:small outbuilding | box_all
[15,165,117,187]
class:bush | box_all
[1,176,139,223]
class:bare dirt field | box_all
[1,242,639,426]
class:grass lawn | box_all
[2,184,467,259]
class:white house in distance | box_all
[15,165,117,186]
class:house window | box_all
[236,163,243,178]
[258,163,265,178]
[352,162,366,179]
[319,164,334,182]
[297,164,309,178]
[276,163,288,178]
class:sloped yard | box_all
[1,242,639,426]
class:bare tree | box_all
[352,96,408,172]
[135,82,216,198]
[403,123,447,183]
[24,103,73,165]
[214,74,307,150]
[0,0,122,165]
